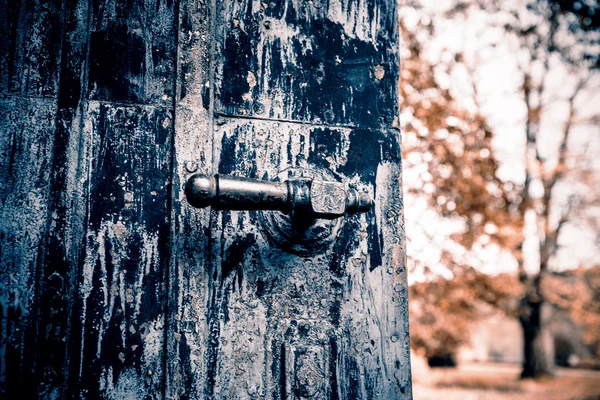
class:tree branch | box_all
[546,77,589,194]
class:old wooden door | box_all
[0,0,411,398]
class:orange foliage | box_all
[409,270,521,359]
[399,18,524,251]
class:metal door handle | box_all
[185,174,372,219]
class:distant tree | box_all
[428,0,600,378]
[398,3,523,362]
[478,0,598,378]
[400,0,600,378]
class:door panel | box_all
[183,118,410,399]
[0,0,178,397]
[214,0,400,129]
[76,103,172,397]
[0,97,57,396]
[171,0,410,396]
[67,0,177,395]
[0,1,63,396]
[168,0,410,397]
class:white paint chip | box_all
[374,65,385,80]
[247,71,257,88]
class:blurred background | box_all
[398,0,600,398]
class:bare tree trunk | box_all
[519,275,555,378]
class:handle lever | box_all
[184,174,372,219]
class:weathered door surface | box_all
[0,0,411,398]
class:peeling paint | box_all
[216,0,399,128]
[1,0,409,398]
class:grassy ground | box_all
[413,363,600,400]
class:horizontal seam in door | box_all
[0,95,175,110]
[0,93,58,103]
[213,111,401,132]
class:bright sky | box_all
[400,1,600,283]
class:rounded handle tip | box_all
[346,189,373,214]
[185,174,216,208]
